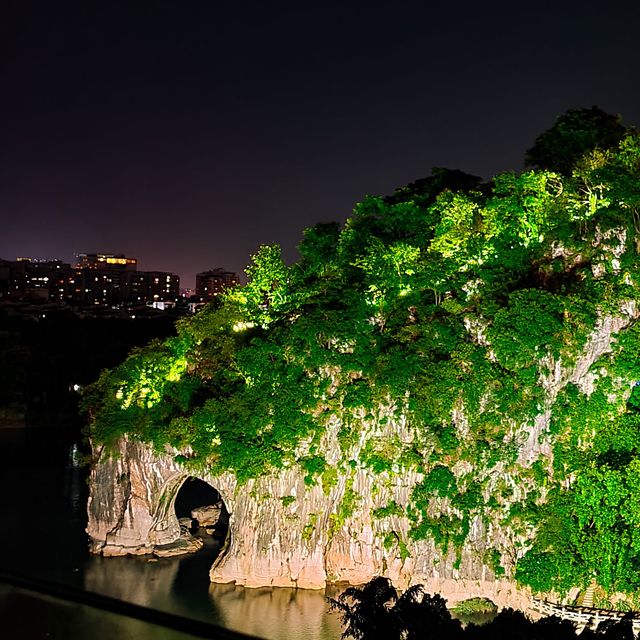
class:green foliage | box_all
[329,479,360,540]
[381,530,410,561]
[85,109,640,596]
[420,465,457,498]
[322,465,339,494]
[518,453,640,594]
[518,362,640,594]
[300,455,327,486]
[302,513,317,541]
[485,171,562,253]
[488,549,505,577]
[297,222,341,276]
[373,501,405,519]
[437,425,459,456]
[489,289,563,371]
[407,465,474,553]
[227,244,290,327]
[451,597,498,615]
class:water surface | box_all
[0,428,341,640]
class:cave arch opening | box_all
[173,476,230,564]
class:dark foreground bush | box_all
[329,577,639,640]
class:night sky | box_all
[2,1,640,288]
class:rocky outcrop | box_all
[87,434,527,605]
[154,534,204,557]
[192,504,223,527]
[86,310,636,608]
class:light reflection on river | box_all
[0,429,342,640]
[81,551,342,639]
[204,583,343,640]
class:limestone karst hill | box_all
[85,109,640,607]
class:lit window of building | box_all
[195,268,239,299]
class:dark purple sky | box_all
[2,1,640,288]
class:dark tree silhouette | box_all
[393,585,463,640]
[327,577,640,640]
[328,576,401,640]
[328,577,464,640]
[466,608,535,639]
[533,615,580,640]
[524,107,627,175]
[384,167,484,207]
[593,615,636,640]
[298,221,342,268]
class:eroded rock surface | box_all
[154,535,204,558]
[191,504,223,527]
[86,434,532,605]
[86,312,636,609]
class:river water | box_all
[0,428,342,640]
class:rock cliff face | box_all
[86,309,635,609]
[87,433,522,606]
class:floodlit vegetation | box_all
[85,108,640,596]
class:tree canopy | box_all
[525,107,628,175]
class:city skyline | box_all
[0,253,243,307]
[0,251,240,289]
[3,2,640,289]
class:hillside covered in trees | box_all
[85,108,640,600]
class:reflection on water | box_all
[84,556,182,610]
[207,583,342,640]
[81,540,342,639]
[0,429,341,640]
[64,442,85,513]
[0,584,206,640]
[0,428,494,640]
[452,612,498,628]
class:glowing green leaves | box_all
[488,289,564,371]
[228,244,290,328]
[429,191,480,264]
[355,238,421,306]
[114,337,190,410]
